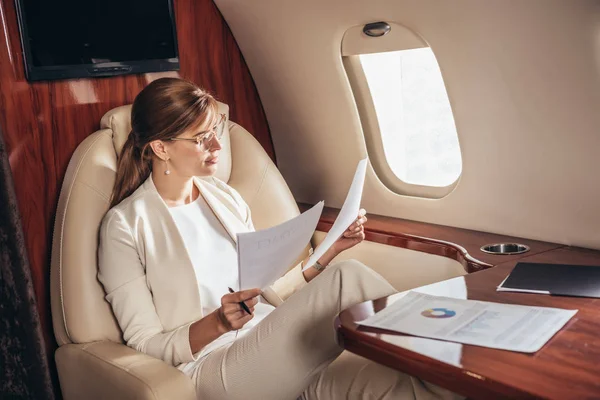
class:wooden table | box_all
[336,247,600,400]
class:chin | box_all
[197,165,218,177]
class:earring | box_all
[164,159,171,175]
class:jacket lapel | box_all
[142,175,247,244]
[195,177,249,244]
[139,176,203,320]
[137,174,248,322]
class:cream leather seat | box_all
[50,102,306,399]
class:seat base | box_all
[55,341,196,400]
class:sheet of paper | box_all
[237,201,324,290]
[359,291,577,353]
[303,158,368,271]
[496,276,550,294]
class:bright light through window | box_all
[360,48,462,187]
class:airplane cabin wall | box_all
[215,0,600,250]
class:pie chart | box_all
[421,308,456,318]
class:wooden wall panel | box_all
[0,0,274,396]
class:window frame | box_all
[342,23,462,199]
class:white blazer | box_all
[98,175,307,366]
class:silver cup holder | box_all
[480,243,530,255]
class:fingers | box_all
[346,210,368,232]
[222,288,261,304]
[344,227,365,239]
[218,295,257,332]
[237,288,261,301]
[231,313,254,330]
[350,217,367,230]
[343,221,366,237]
[222,297,258,313]
[242,296,259,308]
[219,307,255,331]
[219,289,260,332]
[223,307,251,319]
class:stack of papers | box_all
[358,291,577,353]
[237,158,368,290]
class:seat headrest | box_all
[99,102,232,182]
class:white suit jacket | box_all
[97,175,307,366]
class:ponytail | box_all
[109,132,151,209]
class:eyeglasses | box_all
[168,113,226,151]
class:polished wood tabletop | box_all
[336,247,600,400]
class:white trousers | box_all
[191,260,461,400]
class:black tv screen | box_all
[15,0,179,81]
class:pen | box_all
[228,287,253,315]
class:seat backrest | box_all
[51,102,305,346]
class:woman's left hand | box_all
[332,209,367,254]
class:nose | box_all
[208,134,222,151]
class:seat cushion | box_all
[55,342,196,400]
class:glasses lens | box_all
[200,132,215,150]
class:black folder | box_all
[497,262,600,298]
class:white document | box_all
[303,158,368,271]
[496,276,551,294]
[237,201,324,290]
[359,291,577,353]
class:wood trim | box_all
[337,246,600,399]
[336,319,526,400]
[300,203,563,272]
[0,0,273,396]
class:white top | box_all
[168,192,274,376]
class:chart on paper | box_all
[359,291,577,353]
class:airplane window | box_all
[359,48,461,187]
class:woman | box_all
[98,78,460,400]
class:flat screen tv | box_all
[15,0,179,81]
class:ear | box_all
[149,140,170,161]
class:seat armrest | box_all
[55,341,196,400]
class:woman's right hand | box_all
[216,288,261,333]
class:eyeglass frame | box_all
[167,113,227,151]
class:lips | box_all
[206,157,219,165]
